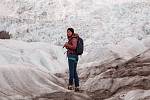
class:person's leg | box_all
[73,56,80,92]
[74,64,79,92]
[74,56,79,87]
[68,55,79,90]
[68,58,75,86]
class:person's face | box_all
[67,30,73,37]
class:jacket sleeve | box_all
[67,38,77,50]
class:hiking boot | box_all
[68,85,73,90]
[74,86,80,92]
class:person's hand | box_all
[63,42,69,48]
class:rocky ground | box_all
[49,48,150,100]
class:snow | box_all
[0,39,69,99]
[78,36,149,68]
[0,0,150,99]
[0,0,149,69]
[0,0,149,46]
[0,39,67,73]
[0,0,148,69]
[0,64,66,99]
[107,37,147,60]
[124,89,150,100]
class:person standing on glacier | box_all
[63,28,82,92]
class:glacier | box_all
[0,0,150,100]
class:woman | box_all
[63,28,79,92]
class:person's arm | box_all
[64,38,77,50]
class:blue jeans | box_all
[68,54,79,87]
